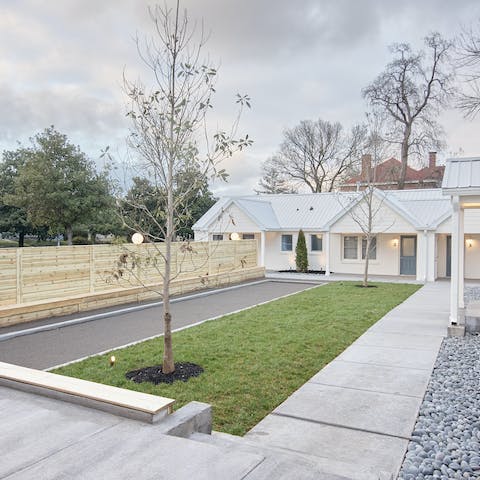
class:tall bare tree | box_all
[122,2,251,374]
[255,156,296,194]
[456,21,480,118]
[363,33,454,189]
[264,119,366,193]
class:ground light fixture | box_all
[109,355,116,367]
[132,232,144,245]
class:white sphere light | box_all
[131,232,144,245]
[230,232,240,241]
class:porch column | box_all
[459,205,465,309]
[450,196,460,324]
[324,231,330,276]
[260,231,266,267]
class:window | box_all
[310,234,323,251]
[242,233,255,240]
[212,234,223,241]
[362,237,377,260]
[281,234,293,251]
[343,236,358,259]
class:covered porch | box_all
[442,157,480,333]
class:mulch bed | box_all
[126,362,204,385]
[278,270,327,274]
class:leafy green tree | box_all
[0,149,38,247]
[7,127,115,245]
[295,229,308,273]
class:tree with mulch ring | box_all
[126,362,203,385]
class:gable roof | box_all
[193,188,452,232]
[345,157,445,186]
[442,157,480,194]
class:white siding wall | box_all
[330,200,415,234]
[263,231,327,271]
[436,234,447,278]
[437,210,480,234]
[465,234,480,279]
[330,233,402,276]
[194,231,209,242]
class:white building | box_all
[193,186,480,282]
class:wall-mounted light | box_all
[392,239,398,248]
[131,232,144,245]
[466,238,474,248]
[230,232,240,241]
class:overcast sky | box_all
[1,0,480,195]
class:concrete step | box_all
[189,432,393,480]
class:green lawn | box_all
[53,282,420,435]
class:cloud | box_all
[0,0,480,195]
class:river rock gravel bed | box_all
[398,334,480,480]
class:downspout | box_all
[424,229,428,283]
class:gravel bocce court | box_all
[398,334,480,480]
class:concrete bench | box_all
[0,361,174,423]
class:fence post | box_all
[16,249,23,304]
[89,245,95,293]
[208,241,212,275]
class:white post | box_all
[459,205,465,309]
[450,196,460,324]
[260,231,266,268]
[324,231,330,276]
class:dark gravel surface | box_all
[398,334,480,480]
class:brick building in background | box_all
[340,152,445,191]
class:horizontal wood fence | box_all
[0,240,258,307]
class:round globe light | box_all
[230,232,240,241]
[132,232,144,245]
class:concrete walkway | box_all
[267,270,423,284]
[244,281,450,479]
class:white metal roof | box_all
[193,188,452,232]
[442,157,480,194]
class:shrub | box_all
[295,229,308,272]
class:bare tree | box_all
[265,119,366,193]
[362,33,454,189]
[255,156,297,194]
[339,114,392,287]
[121,2,251,374]
[456,21,480,118]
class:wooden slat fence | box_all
[0,240,258,306]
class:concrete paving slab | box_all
[246,414,408,478]
[367,319,448,337]
[336,343,439,370]
[273,382,421,438]
[309,360,431,397]
[1,386,263,480]
[354,331,444,351]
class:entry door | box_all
[400,236,417,275]
[446,235,451,277]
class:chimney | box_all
[361,154,372,181]
[428,151,437,169]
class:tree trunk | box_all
[363,237,370,287]
[18,231,25,248]
[66,226,73,245]
[398,123,411,190]
[162,207,175,373]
